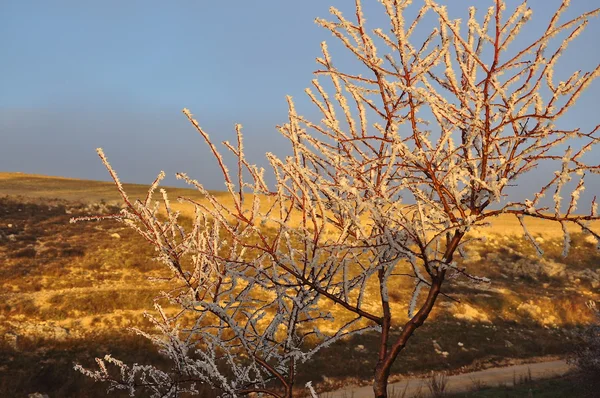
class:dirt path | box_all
[323,360,572,397]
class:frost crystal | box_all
[72,1,600,396]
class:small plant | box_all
[387,382,411,398]
[468,377,486,391]
[512,367,533,386]
[427,372,448,397]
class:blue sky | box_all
[1,0,599,204]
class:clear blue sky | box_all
[1,0,599,203]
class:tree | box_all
[73,1,600,397]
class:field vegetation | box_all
[445,372,597,397]
[1,172,598,396]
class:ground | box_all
[0,172,598,397]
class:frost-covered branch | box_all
[73,1,599,397]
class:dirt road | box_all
[323,360,572,397]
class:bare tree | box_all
[72,149,377,398]
[73,1,600,397]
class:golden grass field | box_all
[1,171,599,397]
[2,171,597,238]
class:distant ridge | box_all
[0,171,215,204]
[1,172,597,237]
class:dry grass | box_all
[0,171,215,205]
[3,171,599,237]
[1,172,599,396]
[445,371,598,397]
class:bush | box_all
[568,301,600,384]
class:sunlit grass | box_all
[3,171,599,237]
[1,172,599,396]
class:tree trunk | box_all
[373,362,391,398]
[372,274,446,398]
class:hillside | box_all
[0,171,222,204]
[1,172,599,397]
[2,171,598,238]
